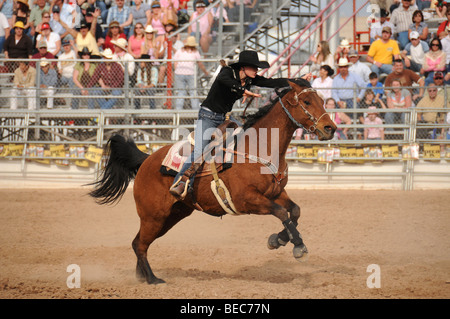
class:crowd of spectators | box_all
[0,0,449,140]
[308,0,450,140]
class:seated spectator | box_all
[401,30,429,72]
[416,83,445,138]
[311,64,334,100]
[310,40,334,77]
[441,25,450,74]
[348,49,371,83]
[384,59,425,102]
[106,0,132,37]
[390,0,417,50]
[35,22,61,57]
[57,39,76,88]
[131,0,151,27]
[134,54,158,109]
[437,8,450,34]
[331,58,367,119]
[408,9,428,42]
[227,0,257,23]
[324,97,351,140]
[112,37,135,79]
[128,22,145,59]
[358,89,387,124]
[421,37,446,85]
[366,26,400,76]
[88,48,125,109]
[38,58,58,109]
[31,40,57,69]
[364,106,385,140]
[173,36,209,110]
[385,78,412,130]
[0,0,14,27]
[210,0,230,41]
[0,11,10,53]
[370,8,395,43]
[71,47,98,109]
[33,10,51,41]
[432,71,450,106]
[3,21,33,72]
[367,72,385,101]
[29,0,50,38]
[12,0,31,36]
[188,0,213,53]
[49,0,76,41]
[334,38,351,66]
[178,0,190,25]
[434,0,447,18]
[10,60,36,110]
[141,24,162,60]
[103,20,126,53]
[85,0,108,24]
[149,1,166,42]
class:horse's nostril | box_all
[324,125,334,133]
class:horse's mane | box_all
[242,78,311,130]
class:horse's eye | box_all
[304,100,310,106]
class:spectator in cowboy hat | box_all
[59,16,100,58]
[13,0,31,34]
[111,37,135,77]
[334,38,351,66]
[332,57,367,114]
[366,26,401,76]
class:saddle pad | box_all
[160,140,233,177]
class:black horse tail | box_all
[88,134,149,205]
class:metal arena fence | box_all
[1,58,450,190]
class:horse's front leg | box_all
[268,191,308,261]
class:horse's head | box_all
[284,80,336,141]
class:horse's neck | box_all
[250,100,297,160]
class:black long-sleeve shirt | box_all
[4,34,33,59]
[201,66,289,114]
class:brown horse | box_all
[89,79,336,284]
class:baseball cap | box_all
[38,40,47,48]
[41,22,50,30]
[410,31,420,40]
[52,5,60,13]
[348,49,358,57]
[382,26,392,34]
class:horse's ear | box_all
[287,80,301,90]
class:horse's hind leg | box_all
[132,220,166,285]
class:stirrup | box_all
[169,176,190,200]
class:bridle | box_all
[279,87,330,133]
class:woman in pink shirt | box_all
[188,0,213,53]
[128,22,145,59]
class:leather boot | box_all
[169,176,190,200]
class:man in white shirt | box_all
[348,49,371,83]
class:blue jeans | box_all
[370,63,393,76]
[385,111,406,131]
[174,74,199,110]
[396,31,410,50]
[0,36,5,53]
[94,88,122,109]
[173,107,240,185]
[71,88,96,109]
[134,88,156,109]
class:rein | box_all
[279,87,329,133]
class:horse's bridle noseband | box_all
[280,87,330,133]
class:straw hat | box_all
[184,36,198,47]
[337,57,351,67]
[17,0,29,7]
[101,48,114,59]
[111,38,128,51]
[40,58,50,67]
[339,38,351,48]
[145,25,157,34]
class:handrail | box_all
[260,0,339,77]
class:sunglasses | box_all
[434,76,443,80]
[431,43,440,46]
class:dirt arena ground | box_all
[0,188,448,300]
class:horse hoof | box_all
[267,233,287,250]
[293,244,308,262]
[147,277,166,285]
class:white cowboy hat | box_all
[111,38,128,51]
[101,48,114,59]
[339,38,351,48]
[40,58,50,67]
[337,57,351,67]
[145,25,157,34]
[184,36,198,47]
